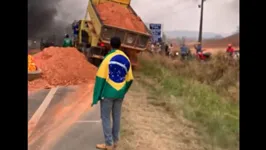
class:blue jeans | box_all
[100,98,123,146]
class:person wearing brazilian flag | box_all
[92,37,134,150]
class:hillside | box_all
[164,30,223,39]
[203,33,239,48]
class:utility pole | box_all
[198,0,206,43]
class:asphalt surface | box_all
[28,89,50,122]
[28,86,103,150]
[52,104,103,150]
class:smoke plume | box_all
[28,0,239,38]
[28,0,61,38]
[28,0,87,40]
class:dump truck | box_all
[75,0,151,67]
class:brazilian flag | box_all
[91,50,134,106]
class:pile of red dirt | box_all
[28,47,97,92]
[28,79,51,93]
[96,1,147,33]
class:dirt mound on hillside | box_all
[203,33,239,48]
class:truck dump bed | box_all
[95,2,148,34]
[87,0,150,51]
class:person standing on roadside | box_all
[72,20,79,46]
[168,43,174,56]
[194,42,205,60]
[165,43,169,56]
[226,44,235,57]
[92,37,134,150]
[180,44,188,60]
[194,42,202,53]
[62,34,73,47]
[151,43,155,52]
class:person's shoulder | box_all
[113,50,131,62]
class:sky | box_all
[28,0,239,38]
[131,0,239,36]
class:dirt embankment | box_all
[28,47,97,92]
[203,33,239,48]
[96,1,147,33]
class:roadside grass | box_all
[119,82,205,150]
[135,53,239,150]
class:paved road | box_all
[28,86,103,150]
[28,89,50,122]
[52,104,104,150]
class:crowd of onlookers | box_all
[150,42,174,55]
[149,41,238,61]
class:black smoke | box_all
[28,0,65,39]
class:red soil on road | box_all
[28,83,94,150]
[28,47,97,93]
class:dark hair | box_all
[110,36,121,49]
[65,34,69,38]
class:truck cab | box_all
[74,20,89,49]
[76,19,109,60]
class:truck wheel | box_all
[87,47,104,67]
[83,43,91,57]
[87,47,94,63]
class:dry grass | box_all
[120,52,239,150]
[140,52,239,102]
[118,82,205,150]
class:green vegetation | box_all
[135,53,239,150]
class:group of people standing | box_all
[152,42,190,59]
[151,41,236,61]
[150,42,174,56]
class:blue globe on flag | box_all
[108,55,130,83]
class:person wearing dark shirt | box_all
[72,21,79,46]
[180,44,188,60]
[165,44,169,56]
[194,43,202,53]
[194,43,205,60]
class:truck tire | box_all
[76,43,83,53]
[87,47,94,63]
[87,47,105,67]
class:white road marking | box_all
[75,120,102,123]
[28,87,59,138]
